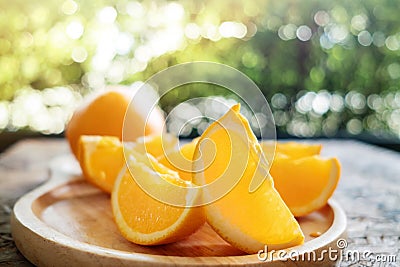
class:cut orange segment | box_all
[261,141,322,159]
[132,134,178,158]
[78,135,124,193]
[270,153,341,217]
[78,134,178,193]
[192,104,304,254]
[157,138,199,181]
[112,150,205,245]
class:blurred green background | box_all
[1,0,400,150]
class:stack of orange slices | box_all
[72,102,341,254]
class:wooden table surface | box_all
[0,139,399,266]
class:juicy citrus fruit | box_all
[66,86,165,158]
[260,141,322,159]
[78,135,124,193]
[192,104,304,254]
[111,150,205,245]
[131,133,178,158]
[270,153,341,217]
[157,138,199,181]
[78,134,178,193]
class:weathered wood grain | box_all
[0,139,69,266]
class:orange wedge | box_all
[111,150,205,245]
[132,134,178,158]
[260,141,322,159]
[78,135,124,193]
[270,153,341,217]
[192,104,304,254]
[78,134,178,193]
[157,138,199,181]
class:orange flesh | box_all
[158,139,198,181]
[275,142,322,158]
[79,134,178,193]
[117,172,185,234]
[193,104,304,253]
[112,151,205,245]
[261,141,322,161]
[201,130,303,247]
[89,144,123,186]
[79,136,124,193]
[271,154,341,215]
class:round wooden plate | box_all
[11,155,346,266]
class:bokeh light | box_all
[0,0,399,141]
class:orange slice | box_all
[78,134,178,193]
[260,141,322,159]
[192,104,304,254]
[270,153,341,217]
[132,134,178,158]
[78,135,124,193]
[111,150,205,245]
[157,138,199,181]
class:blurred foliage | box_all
[0,0,400,139]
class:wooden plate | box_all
[11,155,346,266]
